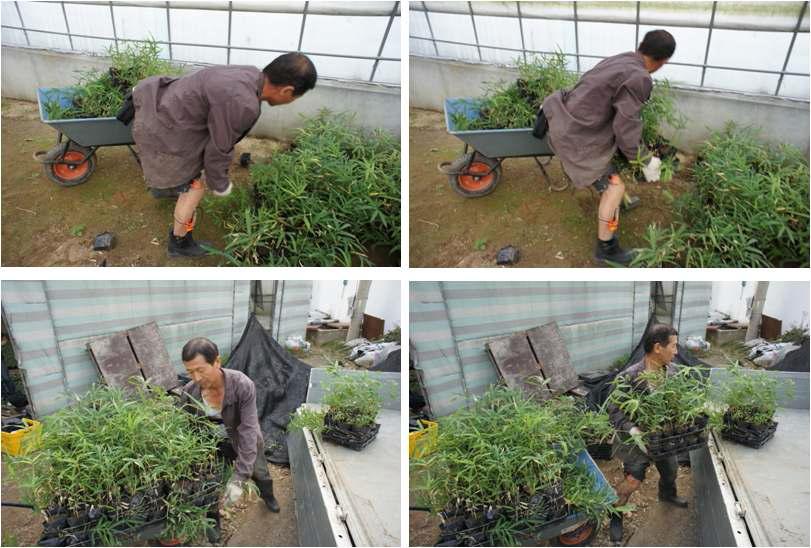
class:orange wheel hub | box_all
[52,151,91,181]
[457,161,495,192]
[558,522,595,545]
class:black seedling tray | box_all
[436,482,567,547]
[721,413,778,449]
[322,413,381,451]
[645,421,708,460]
[587,442,613,461]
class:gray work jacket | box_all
[542,51,652,188]
[132,65,264,192]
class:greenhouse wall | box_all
[409,0,810,153]
[1,1,402,138]
[409,56,810,153]
[410,281,657,416]
[1,280,310,417]
[272,280,313,344]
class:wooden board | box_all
[128,322,177,390]
[760,315,782,341]
[362,313,385,340]
[87,332,143,393]
[486,334,551,400]
[526,322,580,394]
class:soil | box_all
[0,460,297,547]
[408,458,697,547]
[4,98,391,267]
[409,108,693,268]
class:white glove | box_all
[223,479,244,506]
[642,156,662,182]
[628,426,648,455]
[211,181,233,197]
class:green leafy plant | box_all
[288,365,395,432]
[607,365,722,437]
[206,110,400,266]
[451,52,577,131]
[44,39,180,120]
[7,383,224,546]
[718,362,795,427]
[474,237,488,251]
[70,224,86,237]
[631,123,810,267]
[779,325,809,344]
[412,386,622,545]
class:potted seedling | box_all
[289,365,394,451]
[718,362,794,448]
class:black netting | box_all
[226,315,311,464]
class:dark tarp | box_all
[584,314,709,410]
[771,338,810,372]
[226,315,311,464]
[370,348,401,372]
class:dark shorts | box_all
[592,164,619,193]
[149,175,202,198]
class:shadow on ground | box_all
[409,108,692,268]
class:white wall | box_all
[710,281,810,334]
[367,280,401,333]
[309,280,358,323]
[764,282,810,333]
[308,280,400,334]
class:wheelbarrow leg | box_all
[126,145,142,168]
[534,156,568,192]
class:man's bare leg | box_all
[173,180,205,237]
[598,175,625,241]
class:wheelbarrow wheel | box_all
[42,146,96,187]
[445,153,501,198]
[550,519,599,547]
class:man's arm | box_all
[203,99,259,193]
[612,73,653,162]
[232,380,261,482]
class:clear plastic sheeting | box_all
[1,1,401,85]
[410,1,810,99]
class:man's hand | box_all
[223,479,244,506]
[642,156,662,182]
[211,181,234,197]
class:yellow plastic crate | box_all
[408,420,438,458]
[1,418,43,456]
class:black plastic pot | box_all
[322,411,381,451]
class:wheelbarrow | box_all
[439,97,640,210]
[435,450,617,547]
[34,87,140,187]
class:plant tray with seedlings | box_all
[721,412,778,449]
[321,411,381,451]
[436,481,568,547]
[412,388,619,547]
[8,383,226,547]
[644,416,709,459]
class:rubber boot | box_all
[609,513,623,543]
[255,478,280,513]
[205,508,221,543]
[658,487,689,508]
[595,236,636,265]
[167,228,211,258]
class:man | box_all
[605,324,687,543]
[542,30,675,265]
[178,337,280,515]
[132,53,317,258]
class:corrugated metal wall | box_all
[273,281,313,343]
[1,280,313,417]
[410,282,710,417]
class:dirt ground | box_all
[409,108,692,267]
[0,460,297,547]
[0,98,283,267]
[409,458,696,547]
